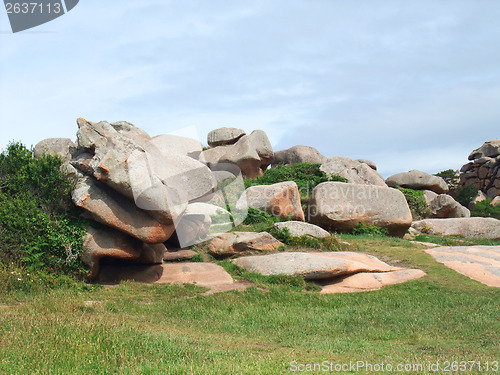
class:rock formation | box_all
[460,140,500,198]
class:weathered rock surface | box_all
[273,221,331,238]
[319,269,426,293]
[174,203,233,247]
[460,140,500,198]
[200,130,273,178]
[206,231,283,257]
[355,159,377,171]
[320,157,386,186]
[82,227,166,280]
[412,217,500,240]
[34,138,75,161]
[429,194,470,218]
[233,252,402,280]
[386,170,449,194]
[97,262,234,287]
[272,145,327,167]
[238,181,305,221]
[149,134,203,158]
[207,127,246,147]
[72,176,175,243]
[109,121,151,146]
[163,249,199,262]
[423,190,438,205]
[468,139,500,160]
[157,263,234,286]
[309,182,412,237]
[426,246,500,287]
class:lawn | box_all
[0,235,499,374]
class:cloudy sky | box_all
[1,0,499,177]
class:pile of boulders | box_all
[33,119,500,291]
[460,140,500,198]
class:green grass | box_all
[413,233,500,247]
[1,235,499,374]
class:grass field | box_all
[0,234,499,374]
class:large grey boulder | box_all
[423,190,438,205]
[412,217,500,240]
[355,159,377,171]
[74,119,216,223]
[82,227,166,280]
[149,134,203,159]
[320,156,386,186]
[200,130,273,178]
[207,127,246,147]
[309,182,412,237]
[206,231,283,257]
[385,170,449,194]
[233,252,401,280]
[72,176,175,244]
[34,138,75,161]
[429,194,470,218]
[237,181,305,221]
[109,121,151,147]
[272,145,327,167]
[468,139,500,160]
[273,221,331,238]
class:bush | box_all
[472,199,500,220]
[396,187,429,219]
[352,222,388,236]
[0,142,89,276]
[271,227,340,251]
[455,185,479,207]
[244,163,347,199]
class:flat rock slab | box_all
[412,217,500,240]
[96,262,234,288]
[319,269,426,293]
[425,246,500,287]
[157,263,234,287]
[233,252,401,280]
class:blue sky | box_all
[1,0,499,177]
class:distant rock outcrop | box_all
[386,170,449,194]
[272,145,327,167]
[460,140,500,198]
[320,156,386,186]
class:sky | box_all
[1,0,499,177]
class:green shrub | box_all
[245,163,347,199]
[0,142,89,276]
[455,185,478,207]
[472,199,500,220]
[352,222,388,236]
[396,187,429,219]
[271,227,340,251]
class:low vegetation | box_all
[472,199,500,220]
[1,234,498,374]
[0,142,88,279]
[0,145,499,373]
[396,187,429,219]
[245,162,347,200]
